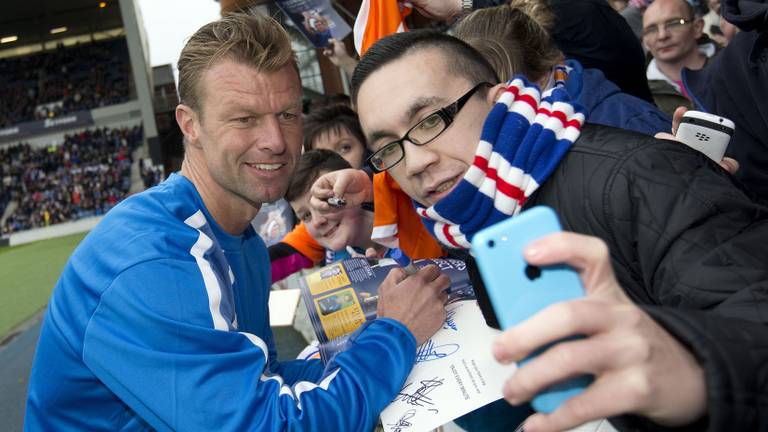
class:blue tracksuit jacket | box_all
[25,173,416,431]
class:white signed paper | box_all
[380,300,517,432]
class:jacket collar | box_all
[646,42,718,91]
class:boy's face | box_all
[311,127,366,169]
[289,177,371,251]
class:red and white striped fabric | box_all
[417,76,587,249]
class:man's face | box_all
[356,49,493,207]
[188,60,303,209]
[289,180,370,251]
[642,0,703,64]
[313,16,329,33]
[311,127,366,169]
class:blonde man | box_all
[25,14,448,431]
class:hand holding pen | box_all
[309,168,372,213]
[390,248,420,276]
[365,249,451,308]
[374,254,450,345]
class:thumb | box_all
[383,267,407,286]
[654,132,678,142]
[719,157,739,175]
[671,106,688,135]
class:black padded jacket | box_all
[457,123,768,431]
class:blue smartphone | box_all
[471,206,592,413]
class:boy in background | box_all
[269,150,381,281]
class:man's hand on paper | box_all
[310,168,372,214]
[655,106,740,174]
[377,264,450,345]
[492,233,707,432]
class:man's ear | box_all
[176,104,201,148]
[486,83,508,105]
[693,17,705,39]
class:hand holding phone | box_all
[471,206,592,413]
[675,110,735,163]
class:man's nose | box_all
[657,25,670,39]
[402,140,438,177]
[255,115,287,154]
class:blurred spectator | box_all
[0,38,131,128]
[621,0,651,39]
[0,125,145,234]
[643,0,718,115]
[454,1,671,136]
[302,93,351,114]
[303,104,368,169]
[322,38,358,77]
[141,164,165,189]
[609,0,630,11]
[681,0,768,200]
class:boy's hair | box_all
[303,105,367,153]
[177,13,297,113]
[350,30,498,104]
[453,1,561,83]
[285,150,352,202]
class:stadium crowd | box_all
[0,125,143,234]
[0,38,131,128]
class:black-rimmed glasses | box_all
[366,82,493,173]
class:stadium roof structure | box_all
[0,0,123,51]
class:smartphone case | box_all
[675,111,735,163]
[471,206,591,413]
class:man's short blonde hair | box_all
[177,13,298,113]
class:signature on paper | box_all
[387,409,416,432]
[442,304,463,331]
[415,339,460,363]
[394,377,445,408]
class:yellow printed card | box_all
[314,288,366,340]
[304,263,352,296]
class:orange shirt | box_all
[372,171,445,259]
[281,222,325,265]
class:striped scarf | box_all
[417,75,587,249]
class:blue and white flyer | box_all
[380,301,517,432]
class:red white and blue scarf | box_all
[417,75,587,249]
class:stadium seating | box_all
[0,38,131,128]
[0,125,145,234]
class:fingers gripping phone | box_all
[675,111,735,163]
[471,206,592,413]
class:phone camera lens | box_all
[487,240,495,248]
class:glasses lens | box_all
[369,154,385,171]
[642,25,658,37]
[409,112,446,144]
[665,18,684,30]
[372,142,403,171]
